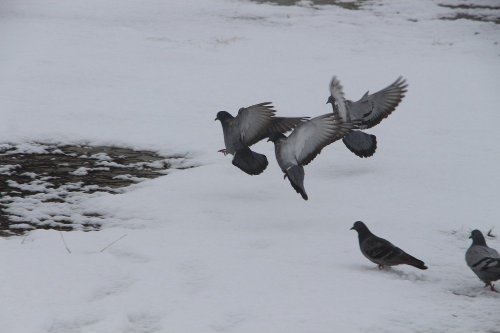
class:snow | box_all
[71,167,90,176]
[1,0,500,332]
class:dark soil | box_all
[0,143,194,236]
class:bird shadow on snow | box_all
[349,264,429,283]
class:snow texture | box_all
[0,0,499,332]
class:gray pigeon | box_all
[327,76,408,158]
[215,102,306,175]
[351,221,428,270]
[465,229,500,292]
[267,113,355,200]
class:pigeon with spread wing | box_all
[327,76,408,158]
[267,113,355,200]
[215,102,306,175]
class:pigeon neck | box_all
[356,228,372,242]
[472,234,487,246]
[220,119,233,131]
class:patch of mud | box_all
[439,3,500,11]
[251,0,364,10]
[438,3,500,24]
[0,143,196,236]
[439,12,500,24]
[250,0,500,25]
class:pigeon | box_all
[267,113,355,200]
[215,102,306,175]
[465,229,500,292]
[327,76,408,158]
[350,221,428,270]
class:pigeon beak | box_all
[214,117,217,121]
[350,227,354,230]
[468,234,472,239]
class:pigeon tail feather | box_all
[285,165,308,200]
[232,147,268,175]
[401,252,428,270]
[342,130,377,158]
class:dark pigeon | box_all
[267,113,355,200]
[327,76,408,158]
[465,229,500,292]
[215,102,306,175]
[350,221,427,270]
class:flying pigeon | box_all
[267,113,355,200]
[350,221,428,270]
[465,229,500,292]
[327,76,408,158]
[215,102,306,175]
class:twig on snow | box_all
[99,233,128,253]
[59,231,72,254]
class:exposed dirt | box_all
[250,0,500,24]
[251,0,365,10]
[0,143,195,236]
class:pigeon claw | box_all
[377,264,384,270]
[218,149,229,156]
[487,283,498,292]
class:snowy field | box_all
[1,0,500,332]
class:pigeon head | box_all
[267,132,286,143]
[326,95,335,105]
[215,111,233,122]
[350,221,371,233]
[351,221,373,241]
[469,229,487,246]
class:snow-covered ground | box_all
[1,0,500,332]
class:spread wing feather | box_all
[283,113,354,166]
[348,76,408,128]
[235,102,276,146]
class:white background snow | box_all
[1,0,500,332]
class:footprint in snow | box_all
[47,314,102,333]
[89,276,137,302]
[178,260,210,295]
[210,313,247,333]
[109,248,151,264]
[124,312,163,333]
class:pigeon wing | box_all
[251,116,308,145]
[283,113,353,166]
[268,117,308,135]
[362,236,400,262]
[235,102,276,146]
[349,76,408,129]
[466,246,500,271]
[329,76,348,121]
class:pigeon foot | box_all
[488,283,498,292]
[378,264,384,270]
[218,149,229,156]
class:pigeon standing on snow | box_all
[350,221,428,270]
[267,113,355,200]
[465,229,500,292]
[327,76,408,158]
[215,102,306,175]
